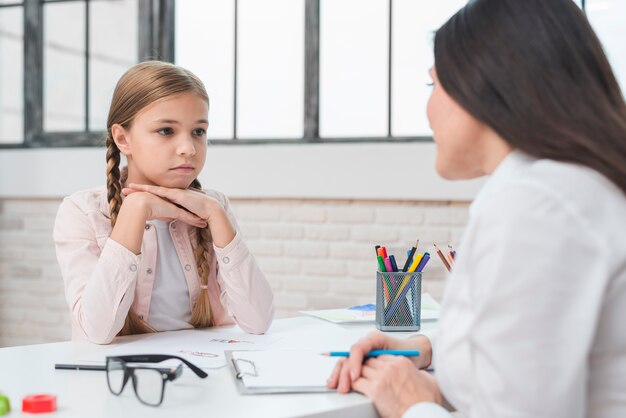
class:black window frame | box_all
[1,0,588,149]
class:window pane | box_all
[0,6,23,143]
[237,0,304,139]
[0,1,23,4]
[320,0,388,138]
[586,0,626,92]
[44,1,86,132]
[392,0,466,137]
[89,0,138,131]
[176,0,235,139]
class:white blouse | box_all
[405,151,626,418]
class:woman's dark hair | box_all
[434,0,626,194]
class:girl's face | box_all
[113,92,209,189]
[426,68,511,179]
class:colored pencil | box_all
[434,244,452,272]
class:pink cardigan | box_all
[53,186,274,344]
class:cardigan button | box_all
[222,257,230,264]
[184,264,191,271]
[147,268,153,274]
[130,264,137,272]
[145,224,151,230]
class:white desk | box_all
[0,316,436,418]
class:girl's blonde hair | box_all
[105,60,213,336]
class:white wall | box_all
[0,143,485,200]
[0,195,469,347]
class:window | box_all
[42,0,138,133]
[0,1,23,144]
[585,0,626,91]
[2,0,625,148]
[176,0,305,140]
[0,0,150,148]
[175,0,466,142]
[319,0,466,139]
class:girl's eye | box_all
[193,128,207,137]
[157,127,174,136]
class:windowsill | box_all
[0,142,485,200]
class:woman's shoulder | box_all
[482,158,626,242]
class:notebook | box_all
[226,350,339,394]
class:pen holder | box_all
[375,270,421,331]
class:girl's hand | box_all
[123,183,236,248]
[111,191,207,254]
[327,332,432,394]
[353,356,442,418]
[123,183,223,221]
[124,191,208,229]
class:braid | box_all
[106,132,154,336]
[189,178,214,328]
[105,134,122,229]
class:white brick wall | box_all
[0,197,469,347]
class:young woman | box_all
[328,1,626,417]
[54,61,274,344]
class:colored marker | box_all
[415,252,430,272]
[389,255,399,272]
[377,255,387,272]
[393,253,423,302]
[377,255,391,302]
[407,252,423,273]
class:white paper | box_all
[80,326,285,369]
[232,350,339,389]
[300,293,441,323]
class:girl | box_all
[328,1,626,417]
[54,61,274,344]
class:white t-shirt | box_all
[147,220,194,332]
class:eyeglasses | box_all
[106,354,208,407]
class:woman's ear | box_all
[111,124,131,156]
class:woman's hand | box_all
[122,183,236,248]
[353,356,442,418]
[327,331,432,393]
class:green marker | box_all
[377,255,386,272]
[0,393,10,416]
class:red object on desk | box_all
[22,394,56,413]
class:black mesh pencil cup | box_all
[375,270,422,331]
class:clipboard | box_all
[226,350,338,395]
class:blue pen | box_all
[321,350,420,358]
